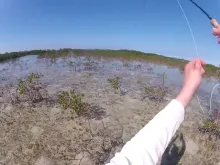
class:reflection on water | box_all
[0,55,219,111]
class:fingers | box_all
[190,58,200,65]
[195,60,201,68]
[196,60,206,75]
[195,61,205,75]
[190,58,206,75]
[198,58,206,66]
[191,58,206,66]
[201,67,205,75]
[213,28,220,36]
[213,28,220,44]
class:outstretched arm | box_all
[106,26,220,165]
[106,59,205,165]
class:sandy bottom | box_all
[0,56,220,165]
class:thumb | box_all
[201,67,205,75]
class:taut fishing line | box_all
[175,0,219,115]
[175,0,199,58]
[176,0,205,115]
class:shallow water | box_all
[0,54,219,111]
[1,55,220,165]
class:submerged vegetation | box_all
[1,51,220,164]
[1,72,48,105]
[137,72,168,102]
[144,84,167,102]
[162,72,167,86]
[59,90,85,116]
[0,49,219,77]
[199,109,220,140]
[108,76,121,94]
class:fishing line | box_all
[145,0,218,115]
[176,0,199,58]
[209,84,220,115]
[176,0,206,114]
[175,0,218,115]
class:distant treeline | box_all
[0,48,218,77]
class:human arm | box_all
[106,59,205,165]
[106,99,185,165]
[213,27,220,44]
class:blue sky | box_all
[1,0,220,65]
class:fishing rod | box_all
[189,0,219,28]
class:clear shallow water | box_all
[0,55,219,111]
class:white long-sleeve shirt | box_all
[106,99,185,165]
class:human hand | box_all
[176,58,206,108]
[213,27,220,44]
[183,58,206,92]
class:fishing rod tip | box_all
[189,0,212,21]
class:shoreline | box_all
[0,48,218,77]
